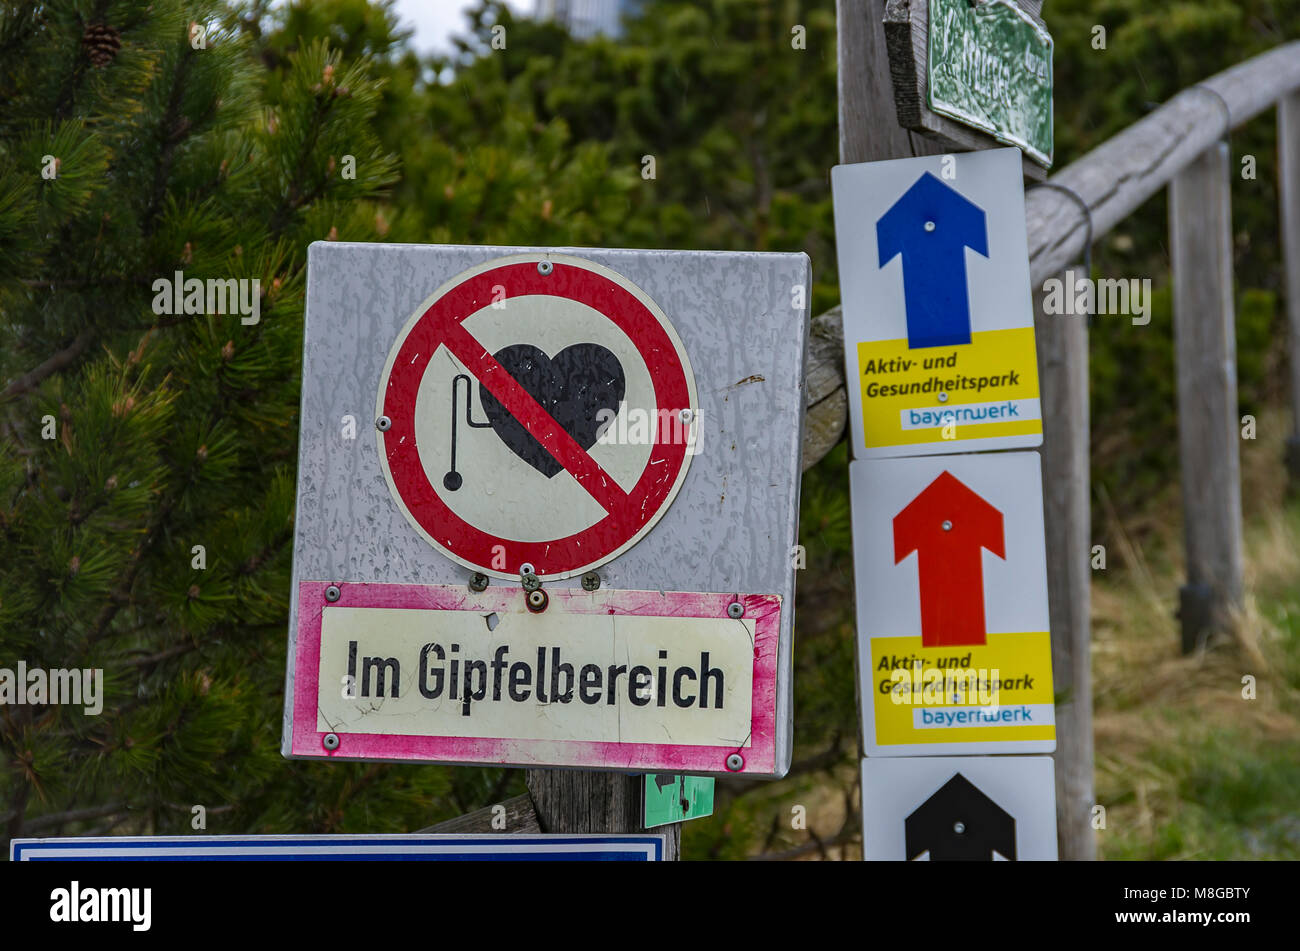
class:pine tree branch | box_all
[269,95,338,235]
[19,274,152,289]
[52,2,106,120]
[23,801,130,832]
[235,526,293,576]
[0,326,95,401]
[87,493,179,646]
[141,40,199,237]
[82,813,134,838]
[119,642,198,669]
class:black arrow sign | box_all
[904,773,1016,861]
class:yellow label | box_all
[856,326,1041,449]
[869,631,1055,746]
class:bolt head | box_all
[376,415,392,432]
[942,520,953,532]
[323,733,340,751]
[526,589,548,612]
[727,601,744,619]
[679,408,694,424]
[522,572,541,592]
[468,573,489,592]
[519,562,535,576]
[937,391,949,403]
[924,220,936,232]
[725,753,744,771]
[581,571,600,591]
[953,821,966,834]
[537,261,553,276]
[325,584,341,602]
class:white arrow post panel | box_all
[832,147,1042,458]
[861,755,1058,861]
[850,450,1056,756]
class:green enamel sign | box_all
[644,774,715,828]
[928,0,1053,167]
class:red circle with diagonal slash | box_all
[376,254,696,580]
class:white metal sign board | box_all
[284,243,809,778]
[860,756,1057,860]
[850,450,1055,756]
[832,147,1042,458]
[12,834,664,861]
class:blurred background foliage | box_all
[1,0,1298,858]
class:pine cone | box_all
[83,23,121,68]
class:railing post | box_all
[1281,92,1300,486]
[1034,274,1095,861]
[1169,142,1245,652]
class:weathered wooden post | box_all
[1170,142,1245,651]
[1281,92,1300,487]
[1033,274,1095,861]
[526,770,679,861]
[839,0,946,165]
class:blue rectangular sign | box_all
[11,834,664,862]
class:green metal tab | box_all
[644,774,715,828]
[928,0,1054,167]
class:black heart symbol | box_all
[479,343,626,478]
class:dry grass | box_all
[1092,407,1300,859]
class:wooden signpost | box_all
[837,1,1066,861]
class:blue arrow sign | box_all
[876,172,989,349]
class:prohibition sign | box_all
[376,253,698,581]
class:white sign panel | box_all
[284,243,809,777]
[850,450,1055,755]
[861,755,1058,860]
[12,834,665,862]
[832,147,1042,457]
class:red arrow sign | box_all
[893,471,1005,647]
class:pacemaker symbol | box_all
[444,342,626,489]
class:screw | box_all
[526,589,549,613]
[376,415,391,432]
[953,821,966,834]
[924,220,936,232]
[942,520,953,532]
[725,753,744,771]
[323,733,339,751]
[522,572,541,592]
[679,408,694,424]
[469,572,489,592]
[937,392,949,403]
[727,601,744,619]
[581,571,600,591]
[537,261,553,276]
[325,585,341,602]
